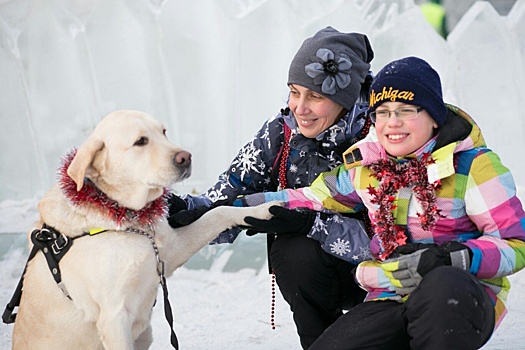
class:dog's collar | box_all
[88,228,108,235]
[58,149,171,228]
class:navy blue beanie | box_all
[288,27,374,111]
[368,57,447,127]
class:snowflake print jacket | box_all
[236,105,525,328]
[184,104,373,264]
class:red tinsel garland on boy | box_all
[367,153,442,260]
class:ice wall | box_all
[1,0,525,201]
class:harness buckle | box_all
[52,234,69,255]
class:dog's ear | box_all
[67,136,105,191]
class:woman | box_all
[241,56,525,349]
[168,27,375,349]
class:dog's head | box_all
[67,110,191,210]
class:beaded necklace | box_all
[269,114,372,329]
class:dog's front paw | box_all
[243,201,283,223]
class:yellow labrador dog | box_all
[9,110,276,350]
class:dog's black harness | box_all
[2,225,179,350]
[2,225,72,324]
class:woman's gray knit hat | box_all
[288,26,374,111]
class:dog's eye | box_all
[134,137,149,146]
[163,129,167,136]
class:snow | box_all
[0,197,524,349]
[1,0,525,348]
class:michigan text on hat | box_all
[370,86,415,107]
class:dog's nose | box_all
[174,150,192,168]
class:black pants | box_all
[269,234,366,349]
[309,266,496,350]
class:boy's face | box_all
[374,102,438,157]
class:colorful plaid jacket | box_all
[239,105,525,327]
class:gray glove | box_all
[381,242,472,295]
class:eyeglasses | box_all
[370,107,424,123]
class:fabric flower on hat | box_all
[305,48,352,95]
[287,28,373,111]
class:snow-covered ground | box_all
[0,198,524,349]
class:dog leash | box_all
[125,227,179,349]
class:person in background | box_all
[167,27,375,349]
[420,0,448,38]
[240,56,525,349]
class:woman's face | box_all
[288,84,344,138]
[374,101,438,157]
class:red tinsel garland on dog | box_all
[58,149,170,228]
[367,153,442,260]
